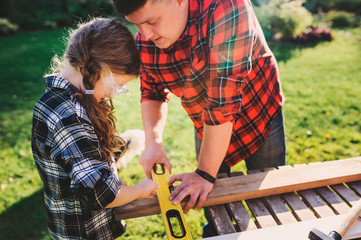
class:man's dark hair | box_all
[112,0,148,16]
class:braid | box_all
[65,18,140,162]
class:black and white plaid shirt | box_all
[32,75,126,239]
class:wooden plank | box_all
[282,192,317,221]
[227,201,258,231]
[264,195,298,224]
[331,183,360,207]
[115,157,361,220]
[298,189,335,218]
[207,173,236,235]
[246,198,278,228]
[315,186,350,214]
[348,181,361,196]
[247,167,275,174]
[202,157,361,207]
[227,172,258,231]
[198,215,361,240]
[277,165,293,170]
[208,205,236,235]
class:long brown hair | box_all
[64,18,140,161]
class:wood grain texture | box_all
[282,192,317,221]
[208,205,236,235]
[298,189,335,218]
[331,183,360,207]
[115,157,361,220]
[197,215,361,240]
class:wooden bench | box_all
[114,157,361,239]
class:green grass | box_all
[0,27,360,239]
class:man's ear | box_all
[175,0,187,8]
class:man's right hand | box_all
[139,143,172,179]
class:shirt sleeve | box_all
[139,63,171,103]
[51,115,120,210]
[202,0,256,125]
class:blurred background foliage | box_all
[1,0,360,239]
[0,0,360,39]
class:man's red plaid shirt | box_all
[136,0,284,167]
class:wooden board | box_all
[208,205,236,235]
[282,192,317,221]
[228,201,258,231]
[298,189,335,218]
[263,195,298,224]
[245,198,278,228]
[331,184,360,207]
[315,186,350,214]
[197,215,361,240]
[115,157,361,220]
[208,173,236,235]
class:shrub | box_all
[254,0,313,40]
[43,20,57,29]
[3,0,115,31]
[273,0,313,40]
[293,27,333,44]
[0,18,18,36]
[327,11,355,28]
[303,0,335,13]
[303,0,361,14]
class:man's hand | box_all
[168,172,214,214]
[139,143,172,179]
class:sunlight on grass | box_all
[0,27,360,239]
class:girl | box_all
[31,18,158,239]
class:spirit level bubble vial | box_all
[151,164,193,240]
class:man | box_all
[113,0,285,234]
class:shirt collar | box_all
[44,75,80,94]
[185,0,200,37]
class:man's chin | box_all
[153,39,174,49]
[155,42,171,49]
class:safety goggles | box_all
[102,73,129,99]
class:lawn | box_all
[0,26,360,240]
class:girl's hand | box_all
[136,178,158,199]
[139,143,172,179]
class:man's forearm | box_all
[197,122,233,178]
[141,100,168,145]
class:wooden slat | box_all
[208,205,236,235]
[246,198,278,228]
[247,167,275,174]
[227,172,258,231]
[282,192,317,221]
[277,165,293,170]
[298,189,335,218]
[207,173,236,235]
[331,184,360,207]
[348,181,361,196]
[115,157,361,220]
[198,215,361,240]
[227,201,258,231]
[264,195,298,224]
[315,186,350,214]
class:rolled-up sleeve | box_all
[140,64,171,103]
[202,0,256,125]
[52,115,120,210]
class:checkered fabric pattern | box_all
[137,0,284,167]
[32,75,125,239]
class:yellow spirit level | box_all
[151,164,193,240]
